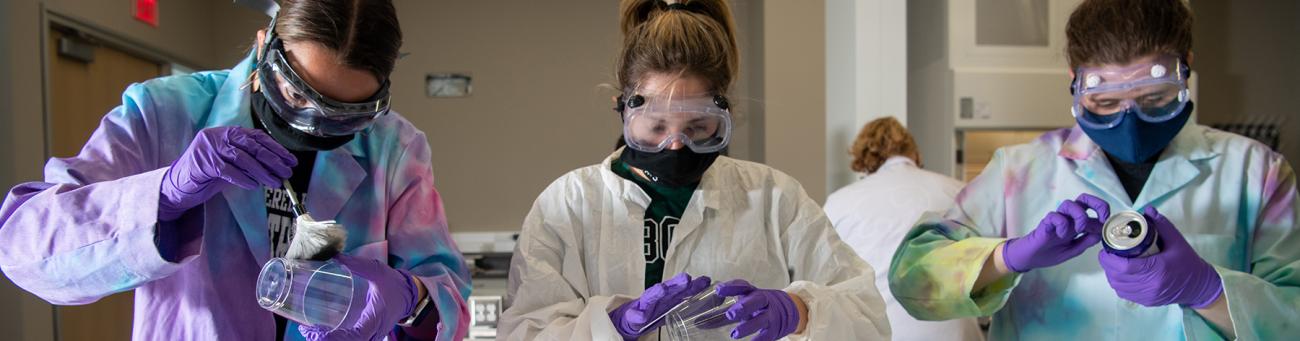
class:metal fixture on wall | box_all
[57,35,96,64]
[1209,114,1286,151]
[426,73,472,98]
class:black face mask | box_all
[251,90,354,151]
[619,147,720,187]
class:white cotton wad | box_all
[285,214,347,261]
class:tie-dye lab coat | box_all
[0,54,470,340]
[889,124,1299,340]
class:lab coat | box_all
[889,123,1300,339]
[824,156,984,341]
[0,54,471,340]
[499,150,890,340]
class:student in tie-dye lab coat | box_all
[0,1,469,340]
[889,0,1298,339]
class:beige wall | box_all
[390,1,623,232]
[763,0,828,202]
[210,4,274,68]
[0,1,53,338]
[394,1,777,232]
[0,0,55,338]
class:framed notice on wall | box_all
[426,73,472,98]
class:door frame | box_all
[36,7,202,340]
[40,7,202,162]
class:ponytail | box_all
[616,0,738,94]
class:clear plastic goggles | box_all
[621,93,732,153]
[1071,55,1190,130]
[256,38,391,137]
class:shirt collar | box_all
[878,156,917,171]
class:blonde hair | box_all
[850,117,921,173]
[617,0,738,94]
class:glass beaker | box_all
[659,284,748,341]
[256,258,367,330]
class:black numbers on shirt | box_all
[643,216,680,264]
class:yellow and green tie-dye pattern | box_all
[888,124,1300,340]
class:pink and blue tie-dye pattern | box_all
[889,123,1300,339]
[0,53,471,340]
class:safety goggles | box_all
[1071,55,1191,130]
[256,36,391,137]
[620,92,733,153]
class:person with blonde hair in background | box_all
[498,0,890,340]
[824,117,982,341]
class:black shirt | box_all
[253,119,317,340]
[1105,152,1158,202]
[610,160,698,289]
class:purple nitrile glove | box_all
[1099,206,1223,308]
[299,254,422,341]
[159,126,296,221]
[609,273,712,340]
[716,280,800,341]
[1002,193,1110,272]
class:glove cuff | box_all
[393,268,421,316]
[608,302,641,340]
[1001,239,1028,273]
[773,291,801,337]
[1186,266,1224,309]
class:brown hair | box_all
[275,0,403,79]
[617,0,739,94]
[850,117,921,173]
[1065,0,1193,69]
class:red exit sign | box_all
[134,0,158,27]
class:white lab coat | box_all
[499,150,890,340]
[824,157,985,341]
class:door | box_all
[47,26,164,341]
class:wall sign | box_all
[426,73,472,98]
[134,0,159,27]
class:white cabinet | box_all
[948,0,1081,129]
[910,0,1081,177]
[952,70,1074,129]
[949,0,1076,72]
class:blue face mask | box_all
[1077,101,1193,163]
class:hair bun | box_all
[619,0,732,40]
[616,0,739,93]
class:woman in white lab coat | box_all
[823,117,984,341]
[498,1,889,340]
